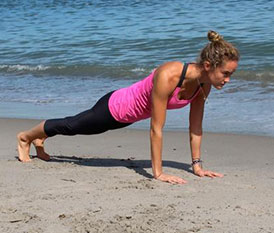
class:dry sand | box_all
[1,118,274,233]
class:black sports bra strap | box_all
[177,63,189,87]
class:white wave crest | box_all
[131,68,146,72]
[0,64,65,72]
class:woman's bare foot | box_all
[33,138,50,161]
[17,132,32,162]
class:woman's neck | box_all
[188,63,208,83]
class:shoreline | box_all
[1,117,274,232]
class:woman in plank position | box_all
[17,30,239,184]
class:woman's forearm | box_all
[189,129,204,173]
[189,130,202,161]
[150,129,163,178]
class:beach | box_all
[1,117,274,233]
[1,1,274,232]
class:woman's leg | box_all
[17,91,131,162]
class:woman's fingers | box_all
[157,173,187,184]
[211,171,224,177]
[173,177,187,184]
[204,170,224,178]
[167,176,187,184]
[195,169,224,178]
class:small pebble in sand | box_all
[58,214,66,219]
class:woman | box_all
[17,31,239,184]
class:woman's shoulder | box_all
[154,61,184,84]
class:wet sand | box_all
[1,118,274,233]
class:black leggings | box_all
[44,91,132,137]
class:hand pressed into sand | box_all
[193,165,224,178]
[156,173,187,185]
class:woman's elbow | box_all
[150,126,162,138]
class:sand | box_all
[1,118,274,233]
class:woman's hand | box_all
[193,166,224,178]
[156,173,187,184]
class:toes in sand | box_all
[17,132,31,162]
[33,139,50,161]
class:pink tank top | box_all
[108,69,201,123]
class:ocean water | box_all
[0,0,274,137]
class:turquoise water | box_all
[0,0,274,136]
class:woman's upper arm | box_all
[151,67,178,132]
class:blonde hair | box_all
[198,30,240,68]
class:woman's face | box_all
[208,60,238,90]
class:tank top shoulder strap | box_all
[177,63,189,87]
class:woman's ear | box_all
[203,61,211,71]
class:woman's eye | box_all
[223,72,230,77]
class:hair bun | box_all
[208,30,223,42]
